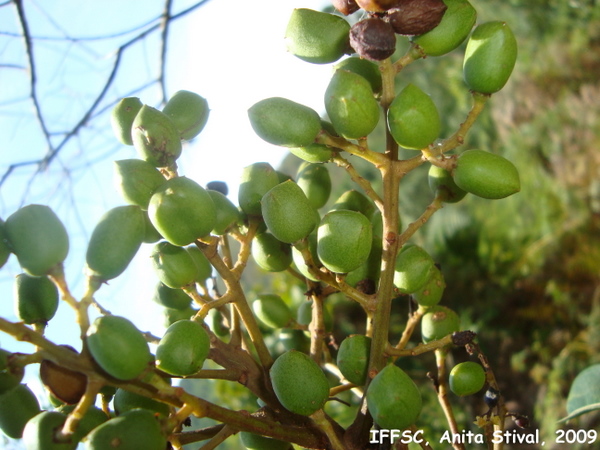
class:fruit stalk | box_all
[435,349,465,450]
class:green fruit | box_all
[206,190,241,235]
[162,90,209,140]
[141,211,162,243]
[285,8,350,64]
[325,69,380,139]
[278,329,310,353]
[296,300,333,331]
[331,190,375,218]
[14,273,59,325]
[55,405,107,443]
[156,319,210,376]
[113,159,166,209]
[238,163,280,216]
[296,163,331,209]
[317,210,372,273]
[337,335,371,385]
[83,409,166,450]
[248,97,322,147]
[428,164,467,203]
[0,220,11,269]
[421,305,460,342]
[289,143,334,164]
[111,97,143,145]
[412,0,477,56]
[0,350,23,395]
[186,245,213,283]
[22,411,76,450]
[131,104,182,167]
[148,176,216,246]
[5,205,69,276]
[463,21,518,94]
[86,315,152,380]
[335,57,382,94]
[270,350,329,416]
[367,364,422,430]
[452,149,520,199]
[393,244,435,294]
[153,282,192,310]
[345,234,382,289]
[114,388,170,418]
[261,180,318,244]
[449,361,486,396]
[388,84,440,150]
[151,242,198,289]
[253,294,294,329]
[240,431,291,450]
[252,233,292,272]
[291,233,321,281]
[164,305,197,327]
[85,206,145,281]
[0,384,41,439]
[412,265,445,307]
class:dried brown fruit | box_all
[356,0,401,12]
[349,18,397,61]
[386,0,447,35]
[333,0,360,15]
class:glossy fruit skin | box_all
[148,176,216,246]
[238,163,280,216]
[156,319,210,376]
[83,409,166,450]
[40,346,87,405]
[252,233,292,272]
[412,265,445,307]
[261,180,318,244]
[325,69,380,139]
[463,21,517,94]
[270,350,330,416]
[337,335,371,385]
[132,105,182,167]
[285,8,350,64]
[14,273,59,325]
[111,97,143,145]
[151,242,198,289]
[317,210,372,273]
[452,149,520,199]
[113,159,166,210]
[153,282,192,310]
[412,0,477,56]
[449,361,486,396]
[86,315,152,381]
[421,305,460,342]
[296,163,332,210]
[388,84,441,149]
[162,90,209,140]
[252,294,294,329]
[240,431,291,450]
[0,384,41,439]
[366,364,422,430]
[85,206,145,281]
[248,97,322,147]
[0,349,24,394]
[5,205,69,276]
[206,190,240,235]
[393,244,435,293]
[335,57,382,94]
[428,164,467,203]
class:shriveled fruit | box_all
[0,384,41,439]
[85,205,145,281]
[386,0,447,36]
[114,389,170,418]
[270,350,329,416]
[412,265,445,307]
[40,346,87,405]
[148,176,216,246]
[14,273,59,325]
[317,210,372,273]
[156,319,210,376]
[248,97,321,147]
[162,90,209,140]
[463,21,518,94]
[337,335,371,385]
[111,97,143,145]
[335,57,382,94]
[452,149,520,199]
[333,0,360,15]
[428,164,467,203]
[238,163,280,216]
[349,17,396,61]
[151,242,198,289]
[285,8,350,64]
[366,364,422,430]
[153,282,192,310]
[449,361,486,396]
[252,294,294,329]
[22,411,76,450]
[296,163,331,209]
[240,431,291,450]
[206,190,240,235]
[355,0,401,12]
[421,305,460,342]
[131,104,182,167]
[261,180,318,244]
[86,315,152,380]
[0,349,24,395]
[393,244,435,293]
[252,233,292,272]
[5,204,69,276]
[113,159,166,209]
[325,69,380,139]
[388,84,440,149]
[412,0,477,56]
[83,409,166,450]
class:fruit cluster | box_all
[0,0,521,448]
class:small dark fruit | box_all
[349,18,397,61]
[386,0,447,35]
